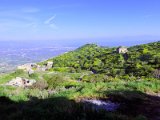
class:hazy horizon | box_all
[0,38,159,47]
[0,0,160,42]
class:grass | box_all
[0,69,159,101]
[0,70,159,119]
[0,89,158,120]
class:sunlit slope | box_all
[42,41,160,78]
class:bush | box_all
[29,73,39,79]
[28,89,49,99]
[13,69,25,76]
[82,74,109,83]
[30,80,48,90]
[52,67,71,72]
[43,74,66,89]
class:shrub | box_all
[52,67,71,72]
[13,69,25,76]
[43,74,66,89]
[30,80,48,90]
[29,73,39,79]
[28,89,49,99]
[82,74,109,83]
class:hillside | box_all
[43,41,160,78]
[0,41,159,120]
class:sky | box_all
[0,0,160,42]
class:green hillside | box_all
[44,41,160,78]
[0,41,159,120]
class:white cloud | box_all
[0,8,59,38]
[0,8,40,33]
[44,15,56,24]
[44,15,58,29]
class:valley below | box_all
[0,42,76,73]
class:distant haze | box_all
[0,38,159,48]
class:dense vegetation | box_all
[46,41,160,79]
[0,41,160,120]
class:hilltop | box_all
[41,41,160,79]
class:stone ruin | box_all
[17,63,37,71]
[36,61,53,71]
[46,61,53,70]
[17,61,53,72]
[116,46,128,53]
[6,77,36,87]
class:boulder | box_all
[7,77,24,87]
[116,46,128,53]
[28,69,34,75]
[17,63,37,71]
[46,61,53,70]
[6,77,36,87]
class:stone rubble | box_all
[6,77,36,87]
[17,61,53,72]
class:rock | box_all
[46,61,53,70]
[25,79,36,86]
[41,66,47,71]
[36,65,42,71]
[28,69,34,75]
[6,77,36,87]
[17,63,37,71]
[37,66,46,71]
[116,46,128,53]
[30,63,38,68]
[6,77,24,87]
[157,93,160,97]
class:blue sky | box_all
[0,0,160,42]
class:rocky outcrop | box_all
[17,63,37,71]
[6,77,36,87]
[17,61,53,73]
[116,46,128,53]
[37,61,53,71]
[46,61,53,70]
[28,69,34,75]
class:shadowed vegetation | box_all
[0,90,159,120]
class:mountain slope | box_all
[42,41,160,78]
